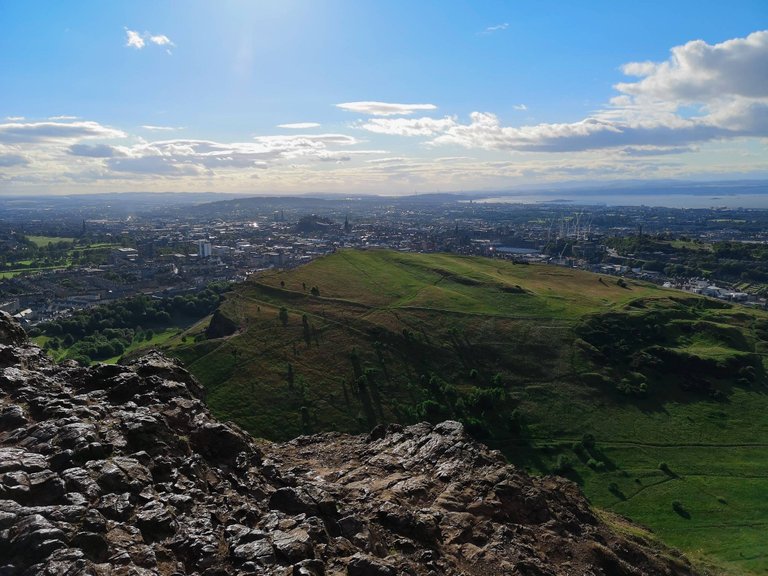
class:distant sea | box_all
[474,192,768,209]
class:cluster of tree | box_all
[32,282,230,363]
[0,234,116,270]
[44,327,160,364]
[605,236,768,285]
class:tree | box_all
[302,314,311,347]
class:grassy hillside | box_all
[162,249,768,575]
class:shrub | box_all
[552,454,573,475]
[672,500,689,517]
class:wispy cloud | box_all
[140,125,182,132]
[125,29,145,49]
[359,116,456,136]
[48,115,78,121]
[149,34,172,46]
[0,120,126,144]
[513,104,527,111]
[336,101,437,116]
[277,122,321,129]
[124,28,174,53]
[482,22,509,35]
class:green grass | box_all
[27,235,75,247]
[100,328,180,364]
[668,239,714,252]
[161,249,768,574]
[0,264,70,278]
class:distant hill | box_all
[163,249,768,575]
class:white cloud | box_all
[619,146,696,156]
[108,155,205,176]
[125,29,145,49]
[513,104,527,111]
[5,116,24,121]
[366,157,407,164]
[482,23,509,35]
[88,133,379,177]
[336,101,437,116]
[359,116,456,136]
[0,120,126,144]
[420,31,768,153]
[48,115,78,121]
[277,122,322,129]
[616,30,768,102]
[125,28,174,52]
[429,112,735,152]
[140,125,182,132]
[149,34,173,46]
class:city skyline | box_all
[1,0,767,195]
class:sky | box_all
[1,0,767,196]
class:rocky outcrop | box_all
[0,315,698,575]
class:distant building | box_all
[198,240,212,258]
[110,247,138,264]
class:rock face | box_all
[0,315,698,576]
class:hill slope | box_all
[166,249,768,574]
[0,311,699,575]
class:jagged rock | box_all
[0,312,27,347]
[346,553,397,576]
[0,313,701,575]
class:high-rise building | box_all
[198,240,212,258]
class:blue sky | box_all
[1,0,766,194]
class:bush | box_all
[672,500,689,517]
[608,482,625,499]
[552,454,573,475]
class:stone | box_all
[272,528,314,563]
[346,553,397,576]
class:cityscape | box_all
[2,187,768,326]
[2,2,768,575]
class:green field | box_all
[27,235,75,247]
[162,249,768,574]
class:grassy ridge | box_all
[163,249,768,574]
